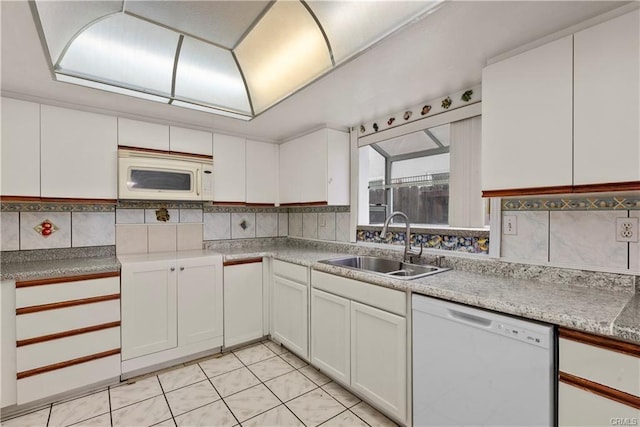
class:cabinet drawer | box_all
[559,382,640,427]
[273,259,308,283]
[312,270,406,316]
[16,276,120,308]
[17,299,120,341]
[560,337,640,396]
[17,327,120,372]
[17,354,120,405]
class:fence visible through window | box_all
[369,173,449,225]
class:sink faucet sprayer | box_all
[380,211,423,263]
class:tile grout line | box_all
[157,375,178,427]
[46,403,52,427]
[230,343,314,425]
[108,387,113,427]
[197,361,242,426]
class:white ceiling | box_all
[0,1,628,143]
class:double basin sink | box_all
[318,255,449,280]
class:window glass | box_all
[389,153,450,225]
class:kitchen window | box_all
[359,116,485,229]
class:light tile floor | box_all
[1,340,398,427]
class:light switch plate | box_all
[503,215,517,235]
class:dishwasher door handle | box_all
[448,309,492,327]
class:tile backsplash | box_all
[1,201,350,254]
[501,195,640,272]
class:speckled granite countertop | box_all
[2,239,637,345]
[211,242,639,345]
[1,256,120,281]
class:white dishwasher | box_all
[412,294,556,427]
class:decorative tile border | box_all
[358,224,488,239]
[287,206,350,213]
[1,202,115,212]
[357,229,489,254]
[502,196,640,211]
[118,200,204,209]
[204,205,280,213]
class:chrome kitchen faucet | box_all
[380,211,423,263]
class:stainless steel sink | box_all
[318,255,449,280]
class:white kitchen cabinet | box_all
[1,98,40,197]
[310,288,350,385]
[120,252,223,375]
[13,274,121,405]
[246,140,278,205]
[213,133,246,203]
[573,9,640,186]
[170,126,213,156]
[118,118,169,151]
[279,128,349,205]
[224,260,264,348]
[351,301,406,420]
[1,280,16,408]
[310,270,407,423]
[121,260,178,360]
[482,35,573,193]
[41,105,117,199]
[271,260,309,359]
[558,328,640,427]
[178,256,223,346]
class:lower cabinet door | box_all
[559,382,640,427]
[272,275,308,359]
[224,262,263,347]
[351,301,406,422]
[121,260,178,360]
[178,256,223,347]
[310,289,350,385]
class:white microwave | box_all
[118,148,214,201]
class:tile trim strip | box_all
[502,196,640,211]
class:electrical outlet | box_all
[616,217,638,242]
[503,215,517,235]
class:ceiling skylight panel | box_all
[376,132,439,157]
[234,0,332,114]
[174,37,251,115]
[306,1,442,64]
[35,0,123,65]
[57,13,179,97]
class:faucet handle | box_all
[407,243,423,263]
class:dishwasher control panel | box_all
[495,323,550,348]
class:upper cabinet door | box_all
[41,105,118,199]
[213,134,246,203]
[246,140,277,204]
[574,10,640,186]
[482,35,573,192]
[170,126,213,156]
[279,130,328,204]
[118,118,169,151]
[326,129,350,205]
[1,98,40,197]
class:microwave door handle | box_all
[196,169,201,196]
